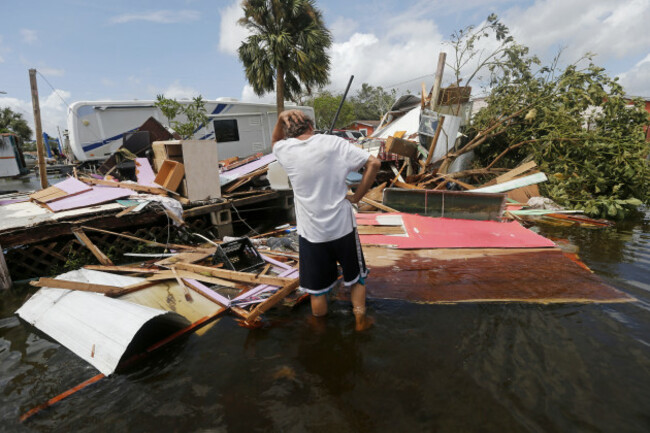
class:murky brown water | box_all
[1,176,649,432]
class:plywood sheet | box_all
[182,140,221,201]
[360,248,635,304]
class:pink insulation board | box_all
[47,185,134,212]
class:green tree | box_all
[351,83,397,120]
[306,91,355,130]
[154,95,208,139]
[441,15,650,220]
[0,107,32,142]
[238,0,332,113]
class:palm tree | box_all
[238,0,332,113]
[0,107,32,142]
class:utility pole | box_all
[29,69,48,189]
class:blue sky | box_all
[1,0,648,135]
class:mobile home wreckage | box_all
[4,81,632,421]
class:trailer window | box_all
[213,119,240,143]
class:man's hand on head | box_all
[280,109,307,128]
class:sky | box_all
[0,0,648,136]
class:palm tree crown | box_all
[238,0,332,113]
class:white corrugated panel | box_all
[16,269,188,376]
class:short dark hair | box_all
[285,116,314,138]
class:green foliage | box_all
[154,95,208,140]
[351,83,396,120]
[238,0,332,112]
[0,107,32,142]
[305,91,355,129]
[453,16,650,220]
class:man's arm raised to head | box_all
[346,155,381,204]
[271,109,309,147]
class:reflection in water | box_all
[0,210,649,431]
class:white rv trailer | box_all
[66,98,314,162]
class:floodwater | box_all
[1,176,649,432]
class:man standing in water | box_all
[272,110,380,331]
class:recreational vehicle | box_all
[66,99,314,162]
[0,133,29,178]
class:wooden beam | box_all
[360,197,397,213]
[29,69,48,189]
[430,52,446,111]
[71,227,114,266]
[173,262,296,287]
[147,269,245,289]
[495,161,537,184]
[106,281,159,298]
[246,279,300,323]
[30,277,120,294]
[83,265,161,274]
[80,177,170,196]
[171,266,193,302]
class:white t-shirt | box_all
[273,134,370,243]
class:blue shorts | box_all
[298,229,369,295]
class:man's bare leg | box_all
[310,294,328,317]
[351,282,373,331]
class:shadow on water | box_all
[1,210,649,432]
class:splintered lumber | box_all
[389,164,407,187]
[147,269,244,289]
[495,161,537,184]
[224,167,269,193]
[360,197,397,213]
[106,281,159,298]
[83,265,162,274]
[359,182,387,211]
[155,251,214,267]
[30,278,120,294]
[71,227,114,266]
[174,262,296,287]
[246,279,301,323]
[115,205,138,218]
[80,176,171,196]
[171,267,193,302]
[80,226,211,252]
[473,172,548,194]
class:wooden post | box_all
[29,69,48,189]
[0,243,12,290]
[429,52,447,112]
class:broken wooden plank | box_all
[385,136,419,160]
[80,177,170,196]
[155,251,214,267]
[83,265,161,274]
[115,205,139,218]
[495,161,537,184]
[171,267,193,302]
[147,269,244,289]
[71,227,114,266]
[174,262,296,287]
[360,197,397,213]
[246,279,301,323]
[30,277,119,294]
[473,172,548,194]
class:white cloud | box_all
[618,53,650,96]
[110,10,200,24]
[507,0,650,61]
[0,89,71,136]
[218,1,250,55]
[152,81,200,100]
[240,84,276,104]
[20,29,38,44]
[328,19,445,94]
[101,78,115,87]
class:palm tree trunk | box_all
[276,66,285,114]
